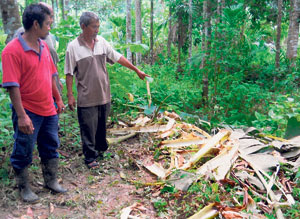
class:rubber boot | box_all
[13,167,39,203]
[41,158,67,193]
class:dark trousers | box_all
[77,103,111,164]
[10,108,59,170]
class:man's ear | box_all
[81,24,86,30]
[33,20,40,30]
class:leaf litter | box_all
[109,111,299,219]
[1,111,299,218]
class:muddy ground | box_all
[0,133,165,219]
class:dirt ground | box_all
[0,133,162,219]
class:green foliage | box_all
[160,184,176,194]
[253,95,300,137]
[0,89,13,151]
[153,198,168,216]
[296,168,300,179]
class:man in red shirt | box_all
[1,4,67,202]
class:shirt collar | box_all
[18,33,44,52]
[78,34,98,47]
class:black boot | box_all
[13,167,39,203]
[41,158,67,193]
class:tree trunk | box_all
[188,0,193,60]
[0,0,22,44]
[275,0,283,70]
[135,0,142,65]
[51,0,56,26]
[213,0,223,103]
[287,0,300,65]
[167,8,172,58]
[150,0,154,65]
[60,0,65,20]
[75,0,79,17]
[65,0,69,17]
[200,0,212,105]
[55,0,58,22]
[126,0,132,63]
[177,9,183,73]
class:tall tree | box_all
[287,0,300,65]
[275,0,283,70]
[200,0,212,105]
[60,0,65,20]
[135,0,142,65]
[167,7,172,58]
[150,0,154,65]
[212,0,223,101]
[51,0,56,26]
[188,0,193,60]
[126,0,132,63]
[177,8,183,73]
[0,0,22,44]
[55,0,59,22]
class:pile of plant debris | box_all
[108,111,300,219]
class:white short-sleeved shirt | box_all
[65,34,122,107]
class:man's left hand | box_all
[56,99,65,114]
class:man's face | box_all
[49,11,54,26]
[38,15,51,39]
[83,19,100,39]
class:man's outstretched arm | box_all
[117,56,149,80]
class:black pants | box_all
[77,103,111,164]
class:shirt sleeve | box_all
[64,45,76,75]
[102,37,122,64]
[44,42,57,76]
[1,52,21,88]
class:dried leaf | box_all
[127,93,134,102]
[196,143,239,181]
[107,133,136,144]
[120,203,147,219]
[108,118,175,133]
[49,203,54,214]
[20,207,34,219]
[168,170,197,191]
[235,171,265,191]
[181,130,231,170]
[144,162,167,178]
[164,111,180,120]
[120,171,126,180]
[131,116,151,127]
[188,203,218,219]
[160,138,206,149]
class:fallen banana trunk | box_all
[188,203,218,219]
[107,132,137,144]
[239,152,295,206]
[143,162,168,179]
[160,138,207,149]
[196,142,239,180]
[108,118,175,134]
[180,130,231,170]
[239,153,286,219]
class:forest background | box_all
[1,0,299,149]
[0,0,299,217]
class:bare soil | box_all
[0,133,162,219]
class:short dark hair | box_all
[22,4,51,31]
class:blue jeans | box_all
[10,107,60,169]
